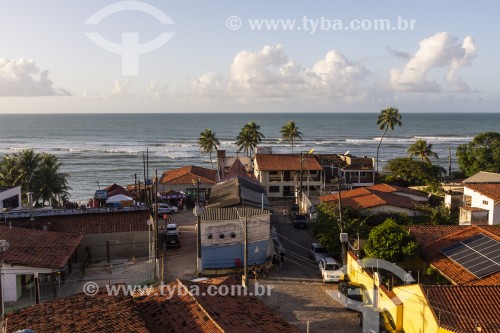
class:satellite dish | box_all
[344,150,350,155]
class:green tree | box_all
[198,129,220,169]
[0,149,70,207]
[408,139,438,163]
[456,132,500,177]
[363,218,419,262]
[312,202,366,259]
[383,157,445,186]
[376,107,402,176]
[236,121,264,156]
[280,120,303,153]
[33,153,70,207]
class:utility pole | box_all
[154,169,159,280]
[143,152,147,208]
[448,146,452,181]
[337,180,347,266]
[243,215,248,287]
[0,260,4,322]
[299,152,304,209]
[34,272,40,304]
[196,212,202,277]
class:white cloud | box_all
[180,44,369,100]
[0,58,70,96]
[389,32,477,92]
[111,79,131,97]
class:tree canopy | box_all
[198,129,220,169]
[235,121,264,156]
[407,139,438,163]
[280,120,303,153]
[376,107,402,175]
[363,218,419,262]
[456,132,500,177]
[383,157,445,186]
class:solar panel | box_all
[441,234,500,278]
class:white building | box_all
[0,185,21,210]
[461,183,500,225]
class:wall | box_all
[465,187,495,225]
[77,231,149,262]
[0,186,22,209]
[494,203,500,225]
[1,266,52,302]
[393,285,440,333]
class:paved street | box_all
[163,206,361,333]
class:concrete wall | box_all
[464,187,498,225]
[393,285,440,333]
[77,231,150,262]
[202,239,272,269]
[2,266,52,302]
[0,186,22,209]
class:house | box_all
[461,181,500,225]
[206,177,272,211]
[346,250,500,333]
[253,153,324,198]
[0,185,21,210]
[320,183,427,216]
[6,277,298,333]
[159,165,217,203]
[216,150,252,181]
[396,284,500,333]
[199,208,272,274]
[9,210,151,263]
[408,225,500,285]
[0,225,82,302]
[316,154,375,189]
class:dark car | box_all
[292,214,308,228]
[165,232,180,248]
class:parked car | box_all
[166,223,179,234]
[310,243,329,262]
[337,281,368,311]
[165,230,180,248]
[158,205,178,215]
[318,257,344,283]
[292,214,308,229]
[357,307,394,333]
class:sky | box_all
[0,0,499,113]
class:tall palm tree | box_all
[33,153,70,207]
[376,107,402,176]
[198,129,220,169]
[12,149,42,194]
[408,139,438,163]
[280,120,303,153]
[236,121,265,156]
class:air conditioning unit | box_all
[0,240,10,252]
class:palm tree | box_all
[408,139,438,163]
[280,120,303,153]
[236,121,265,156]
[12,149,42,194]
[198,129,220,169]
[376,107,402,176]
[33,153,70,207]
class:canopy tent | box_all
[160,190,186,200]
[106,194,133,204]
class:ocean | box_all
[0,113,499,202]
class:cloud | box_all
[0,58,70,96]
[389,32,477,92]
[387,47,411,60]
[180,44,369,100]
[111,79,131,97]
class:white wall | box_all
[1,266,53,302]
[464,187,497,225]
[0,186,22,209]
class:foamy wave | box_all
[414,136,473,142]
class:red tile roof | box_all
[6,287,150,333]
[254,154,323,171]
[0,226,82,269]
[422,285,500,333]
[408,225,466,245]
[320,185,423,210]
[10,210,150,234]
[222,158,256,182]
[368,183,427,197]
[415,225,500,285]
[8,277,298,332]
[161,165,217,185]
[465,183,500,202]
[103,183,134,198]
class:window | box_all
[269,171,278,175]
[269,186,280,193]
[483,200,489,205]
[360,172,366,177]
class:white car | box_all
[158,205,178,215]
[319,257,344,283]
[310,243,329,262]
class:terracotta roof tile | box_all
[7,288,150,333]
[465,183,500,202]
[408,225,467,245]
[417,226,500,285]
[255,154,323,171]
[103,183,134,198]
[161,166,217,185]
[320,185,422,210]
[0,225,82,269]
[422,285,500,333]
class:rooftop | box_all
[320,184,424,210]
[422,285,500,333]
[0,225,82,269]
[254,154,323,171]
[103,182,134,198]
[413,225,500,285]
[465,183,500,202]
[463,171,500,184]
[199,208,270,222]
[161,165,217,185]
[207,177,272,211]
